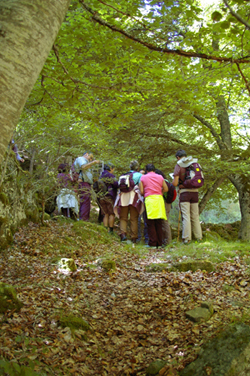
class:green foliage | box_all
[13,0,250,233]
[0,191,9,206]
[211,11,223,22]
[0,359,39,376]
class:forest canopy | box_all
[2,0,250,238]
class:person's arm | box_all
[172,175,179,187]
[81,160,100,170]
[139,181,144,196]
[162,180,169,193]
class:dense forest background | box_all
[1,0,250,239]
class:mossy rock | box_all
[0,282,23,314]
[59,258,77,272]
[59,314,90,331]
[204,231,222,242]
[146,263,170,272]
[0,226,13,250]
[172,260,214,273]
[0,191,9,205]
[101,259,116,272]
[146,360,167,375]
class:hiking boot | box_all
[183,239,191,245]
[120,233,127,242]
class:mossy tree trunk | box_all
[229,174,250,241]
[0,0,71,164]
[195,96,250,240]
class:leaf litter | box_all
[0,221,250,375]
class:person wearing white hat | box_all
[172,150,202,244]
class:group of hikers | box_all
[56,150,204,248]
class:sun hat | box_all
[177,156,198,168]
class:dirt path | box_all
[0,220,249,375]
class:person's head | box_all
[83,152,93,161]
[175,149,187,160]
[155,169,166,179]
[139,169,145,175]
[145,164,156,173]
[58,163,69,173]
[130,160,140,171]
[104,162,115,173]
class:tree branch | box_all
[222,0,250,30]
[193,114,225,150]
[79,0,250,64]
[199,176,225,214]
[236,62,250,96]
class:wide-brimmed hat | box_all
[177,156,198,168]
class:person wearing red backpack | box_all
[172,150,203,244]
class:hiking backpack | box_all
[118,172,135,193]
[164,181,177,204]
[92,161,108,195]
[93,179,108,195]
[183,162,204,189]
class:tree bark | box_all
[229,174,250,240]
[0,0,71,164]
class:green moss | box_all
[146,263,169,272]
[0,191,9,205]
[101,259,116,272]
[59,258,77,272]
[0,227,13,250]
[25,205,39,223]
[59,314,90,331]
[72,220,114,245]
[0,216,7,226]
[172,260,214,273]
[0,282,23,314]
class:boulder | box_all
[0,282,23,314]
[180,323,250,376]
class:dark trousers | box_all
[79,182,91,221]
[146,217,163,247]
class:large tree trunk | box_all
[0,0,71,163]
[229,175,250,241]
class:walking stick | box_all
[177,209,181,242]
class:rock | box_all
[180,323,250,376]
[59,314,90,331]
[200,301,214,315]
[146,360,167,375]
[146,263,170,272]
[59,258,77,272]
[0,282,23,314]
[185,307,212,323]
[101,259,116,272]
[172,260,214,273]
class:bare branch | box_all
[199,176,225,214]
[236,62,250,96]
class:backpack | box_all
[183,162,204,189]
[118,172,135,193]
[93,179,108,195]
[163,181,177,204]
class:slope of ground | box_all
[0,218,250,375]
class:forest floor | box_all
[1,216,250,376]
